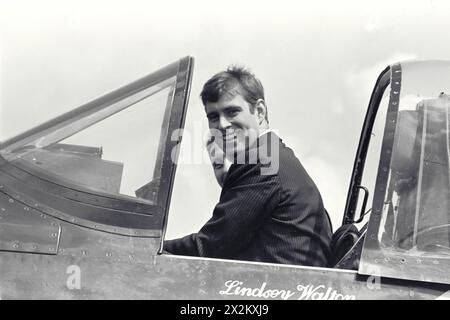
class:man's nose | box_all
[218,115,232,130]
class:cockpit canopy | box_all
[0,57,193,236]
[360,61,450,285]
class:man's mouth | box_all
[223,131,237,142]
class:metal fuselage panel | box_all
[0,225,448,300]
[0,218,160,299]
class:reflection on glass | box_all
[0,79,176,203]
[377,62,450,256]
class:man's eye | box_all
[208,115,219,122]
[227,109,239,117]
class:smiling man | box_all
[164,66,332,267]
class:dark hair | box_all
[200,66,267,120]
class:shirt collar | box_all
[259,128,275,137]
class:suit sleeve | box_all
[164,164,280,258]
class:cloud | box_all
[344,53,419,107]
[302,155,348,230]
[364,15,381,33]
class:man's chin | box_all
[220,137,259,163]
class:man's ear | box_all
[255,99,267,124]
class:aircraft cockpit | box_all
[1,57,449,299]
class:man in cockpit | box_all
[164,66,332,266]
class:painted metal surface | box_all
[0,190,61,255]
[0,219,160,299]
[0,168,162,237]
[0,224,448,300]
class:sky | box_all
[1,0,450,239]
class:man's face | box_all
[205,93,261,155]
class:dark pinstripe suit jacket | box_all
[164,132,332,267]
